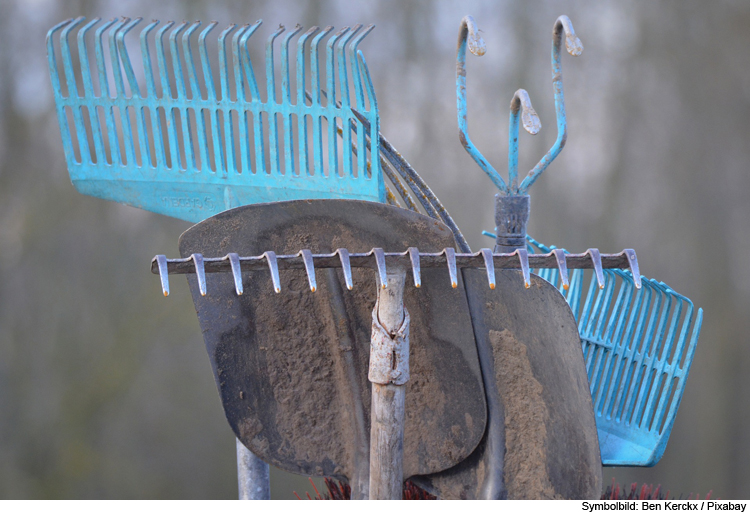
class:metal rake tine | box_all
[508,88,541,193]
[587,248,605,289]
[191,253,207,296]
[349,24,375,109]
[624,249,642,289]
[519,15,583,193]
[154,255,170,296]
[337,248,353,290]
[264,251,281,293]
[444,247,458,288]
[456,16,506,192]
[226,253,243,295]
[481,248,496,289]
[282,25,304,175]
[300,249,317,292]
[266,24,286,175]
[408,247,421,288]
[373,248,387,289]
[553,248,570,290]
[515,248,531,288]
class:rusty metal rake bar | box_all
[151,247,640,297]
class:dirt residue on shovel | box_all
[490,329,562,499]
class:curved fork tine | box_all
[507,88,541,193]
[456,16,506,192]
[519,15,583,193]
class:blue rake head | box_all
[46,17,383,223]
[457,15,582,195]
[525,236,703,466]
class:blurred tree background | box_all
[1,0,748,499]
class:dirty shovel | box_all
[178,199,487,499]
[411,269,603,499]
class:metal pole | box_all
[236,438,270,500]
[368,267,408,500]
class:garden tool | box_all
[407,15,602,500]
[46,16,386,498]
[153,219,640,500]
[175,199,487,499]
[46,17,383,220]
[524,237,703,466]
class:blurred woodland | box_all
[1,0,749,499]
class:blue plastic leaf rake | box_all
[525,237,703,467]
[465,14,703,467]
[46,17,383,223]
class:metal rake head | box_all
[527,236,702,466]
[46,17,383,223]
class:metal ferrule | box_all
[494,194,529,253]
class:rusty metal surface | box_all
[411,270,602,500]
[178,199,486,482]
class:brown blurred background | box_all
[1,0,748,499]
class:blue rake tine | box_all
[155,21,179,168]
[296,26,319,177]
[76,19,103,162]
[336,24,361,178]
[61,17,89,164]
[309,26,333,178]
[266,25,286,176]
[169,22,194,171]
[357,51,382,193]
[118,18,152,168]
[325,27,350,178]
[108,18,138,166]
[349,25,375,179]
[281,25,304,176]
[240,20,264,175]
[198,21,221,172]
[141,20,165,167]
[47,18,76,166]
[233,23,256,176]
[182,21,208,172]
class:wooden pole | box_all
[368,267,408,500]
